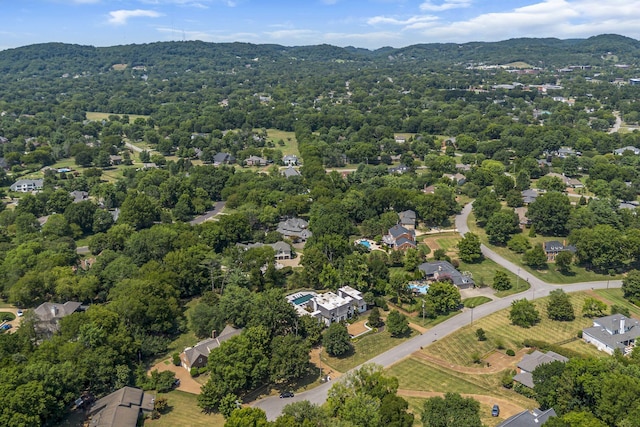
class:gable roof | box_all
[282,166,301,178]
[388,224,413,238]
[543,241,576,253]
[34,301,82,322]
[498,408,557,427]
[583,314,640,352]
[89,387,154,427]
[182,325,243,367]
[513,350,568,388]
[418,261,474,287]
[398,210,416,226]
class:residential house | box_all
[283,155,298,166]
[236,241,292,260]
[614,146,640,156]
[213,152,235,165]
[455,163,472,172]
[388,164,410,175]
[179,325,243,372]
[141,162,158,169]
[88,387,154,427]
[497,408,557,427]
[33,301,83,335]
[282,166,301,179]
[277,218,312,242]
[583,314,640,355]
[619,201,639,211]
[543,241,576,261]
[398,210,416,230]
[286,286,366,327]
[0,157,9,170]
[70,190,89,203]
[513,350,568,388]
[394,135,407,144]
[443,173,466,186]
[521,189,539,204]
[10,178,44,193]
[423,184,437,194]
[383,224,416,250]
[244,155,268,166]
[566,178,583,189]
[109,155,122,166]
[418,261,475,289]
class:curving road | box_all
[253,203,621,420]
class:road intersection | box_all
[253,203,622,420]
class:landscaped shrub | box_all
[374,297,389,311]
[513,382,536,399]
[577,330,583,339]
[191,367,200,377]
[501,370,515,389]
[0,312,15,322]
[172,352,180,366]
[494,338,505,350]
[506,349,515,356]
[475,328,487,341]
[470,352,482,364]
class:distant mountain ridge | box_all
[0,34,638,76]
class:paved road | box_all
[189,201,226,225]
[610,111,622,134]
[253,203,622,420]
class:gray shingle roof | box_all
[418,261,474,287]
[89,387,154,427]
[497,408,557,427]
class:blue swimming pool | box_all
[292,294,314,305]
[359,240,371,248]
[408,283,429,295]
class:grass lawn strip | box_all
[463,296,492,307]
[143,390,224,427]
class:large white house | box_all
[287,286,367,327]
[583,314,640,355]
[10,178,44,192]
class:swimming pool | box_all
[291,294,314,305]
[408,283,429,295]
[359,240,371,249]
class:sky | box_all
[2,0,640,51]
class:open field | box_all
[324,329,418,373]
[466,212,622,284]
[144,390,224,427]
[463,296,492,307]
[86,111,150,122]
[421,291,607,367]
[594,288,640,317]
[404,396,509,427]
[265,129,299,156]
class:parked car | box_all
[279,391,294,398]
[492,404,500,417]
[1,324,12,331]
[16,310,23,317]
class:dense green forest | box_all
[0,34,640,426]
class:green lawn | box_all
[458,259,529,297]
[404,397,507,427]
[463,297,492,308]
[86,111,150,122]
[265,129,299,156]
[144,390,224,427]
[594,288,640,317]
[422,291,603,367]
[466,211,622,284]
[324,329,418,373]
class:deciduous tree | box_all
[509,299,540,328]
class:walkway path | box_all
[253,203,623,420]
[149,359,203,394]
[189,201,226,225]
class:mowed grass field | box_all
[421,291,608,367]
[86,111,150,122]
[324,329,418,373]
[404,397,507,427]
[595,288,640,317]
[144,390,224,427]
[265,129,299,156]
[466,211,622,284]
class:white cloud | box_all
[419,0,472,12]
[108,9,163,25]
[367,15,438,26]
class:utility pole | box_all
[470,305,474,325]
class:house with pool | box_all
[286,286,367,326]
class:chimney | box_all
[50,305,58,317]
[211,330,217,339]
[620,318,626,334]
[562,239,566,247]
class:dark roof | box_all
[395,236,416,248]
[89,387,154,427]
[388,224,413,238]
[497,408,557,427]
[543,241,576,253]
[181,325,243,367]
[514,350,568,388]
[398,210,416,226]
[418,261,474,287]
[213,152,235,164]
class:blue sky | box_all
[2,0,640,51]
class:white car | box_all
[16,310,23,317]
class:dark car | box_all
[279,391,294,398]
[1,324,12,331]
[492,404,500,417]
